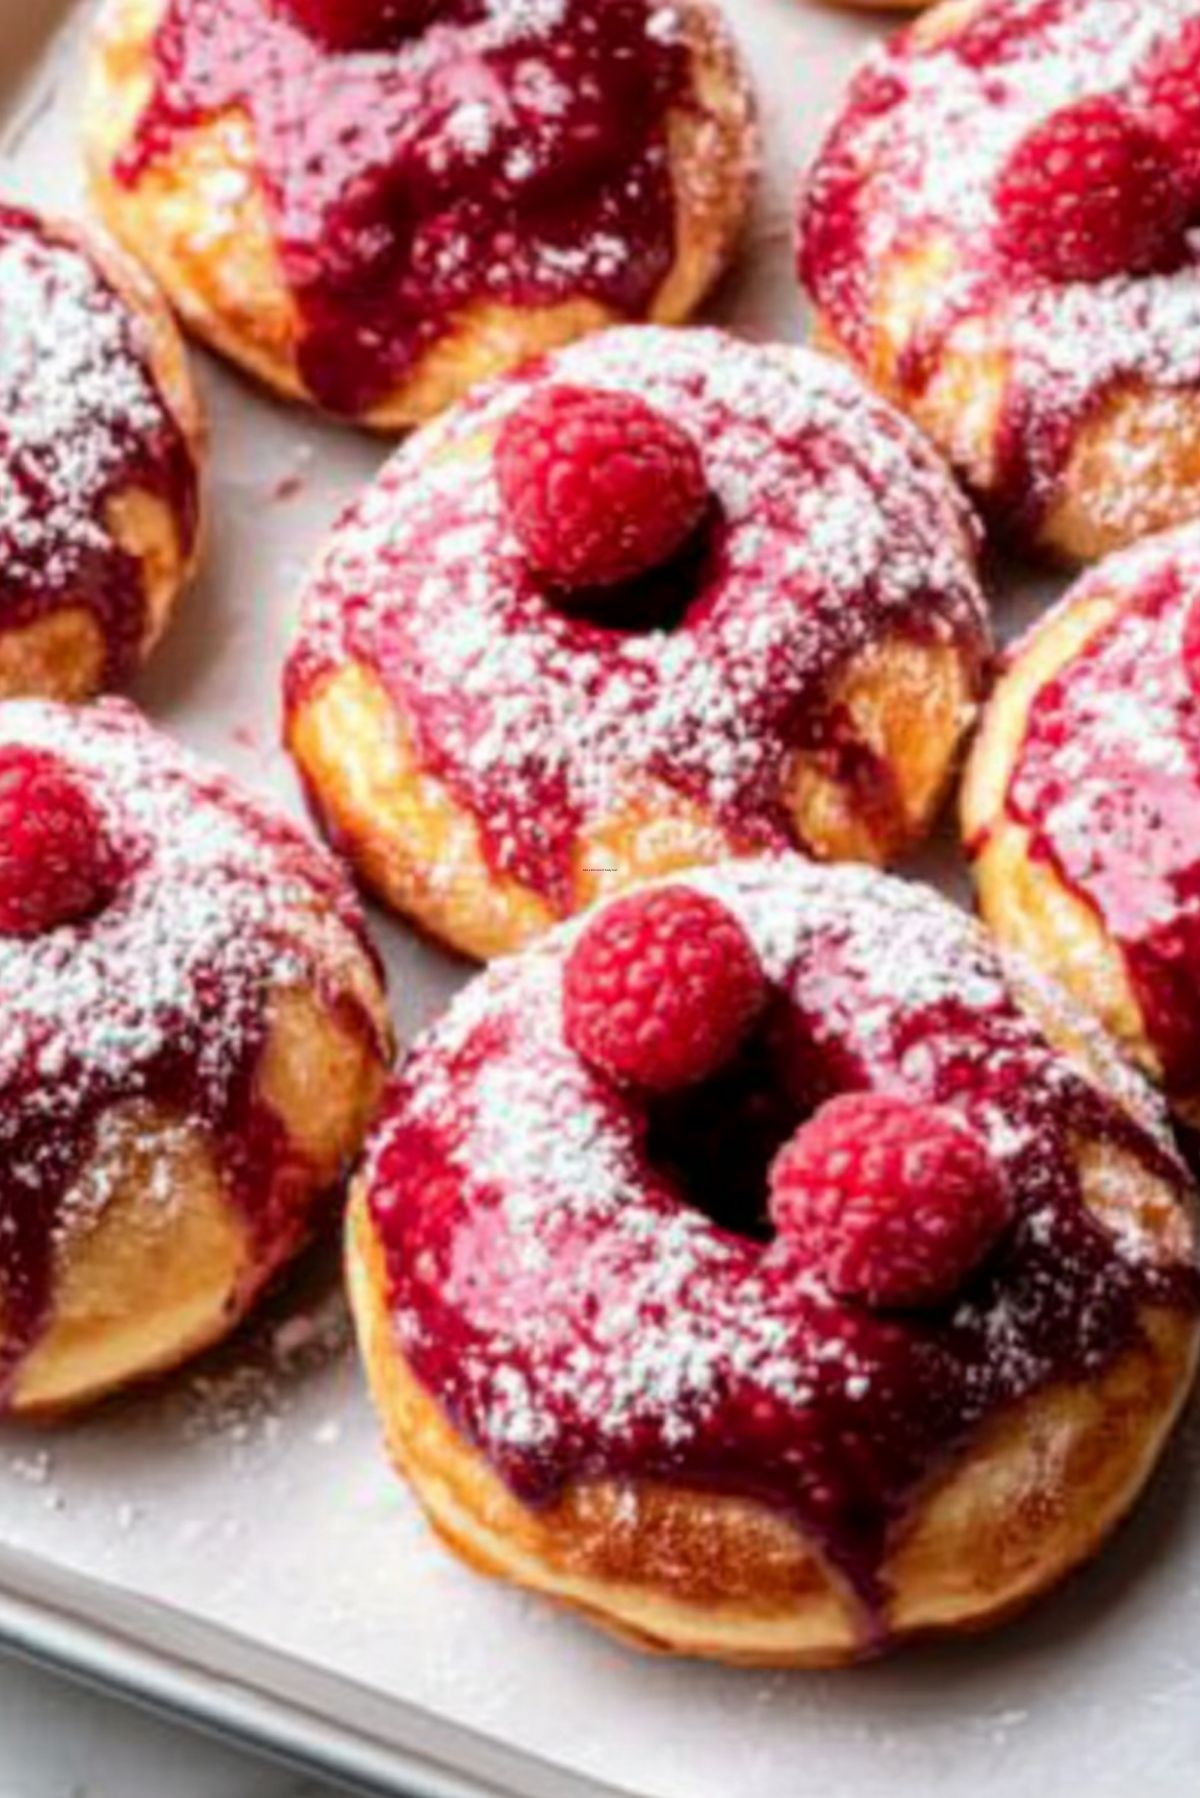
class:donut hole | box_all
[542,505,718,635]
[643,996,841,1241]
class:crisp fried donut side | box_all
[0,699,392,1416]
[798,0,1200,563]
[347,856,1199,1663]
[964,522,1200,1129]
[284,327,989,961]
[83,0,757,426]
[0,203,202,702]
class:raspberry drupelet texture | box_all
[495,383,709,592]
[769,1093,1013,1309]
[1141,18,1200,205]
[0,746,115,938]
[993,96,1187,284]
[562,885,765,1092]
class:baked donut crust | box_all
[284,327,989,960]
[347,857,1199,1662]
[964,522,1200,1129]
[0,204,203,702]
[83,0,757,426]
[0,699,392,1415]
[798,0,1200,562]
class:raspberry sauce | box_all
[285,329,988,908]
[0,206,198,685]
[797,0,1200,542]
[998,532,1200,1094]
[114,0,703,416]
[361,858,1197,1630]
[0,699,388,1395]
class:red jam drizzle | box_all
[0,206,198,683]
[1001,549,1200,1093]
[0,699,387,1392]
[798,0,1200,539]
[115,0,697,416]
[364,859,1197,1626]
[285,329,988,906]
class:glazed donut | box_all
[964,522,1200,1128]
[83,0,756,426]
[347,856,1199,1663]
[0,203,202,702]
[798,0,1200,563]
[284,326,989,961]
[0,698,392,1415]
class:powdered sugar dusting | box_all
[0,697,386,1386]
[288,327,987,902]
[799,0,1200,534]
[365,855,1194,1609]
[0,205,197,675]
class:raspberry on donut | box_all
[84,0,756,424]
[993,98,1187,284]
[0,205,202,702]
[563,885,765,1090]
[0,748,115,938]
[798,0,1200,562]
[496,386,709,592]
[965,519,1200,1127]
[0,699,392,1415]
[348,858,1199,1664]
[769,1093,1011,1307]
[284,328,989,961]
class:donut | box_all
[0,203,202,702]
[347,856,1199,1663]
[963,522,1200,1129]
[83,0,756,426]
[798,0,1200,563]
[0,698,392,1415]
[284,326,990,961]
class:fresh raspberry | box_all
[495,384,709,591]
[278,0,435,51]
[1140,20,1200,205]
[993,97,1188,283]
[768,1093,1011,1309]
[563,886,766,1092]
[0,747,115,939]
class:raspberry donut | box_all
[348,857,1199,1663]
[284,327,989,961]
[83,0,756,426]
[964,522,1200,1127]
[798,0,1200,562]
[0,204,202,702]
[0,699,391,1416]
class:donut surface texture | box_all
[0,204,202,701]
[0,698,392,1415]
[798,0,1200,562]
[965,522,1200,1127]
[284,327,989,960]
[348,855,1199,1663]
[84,0,757,424]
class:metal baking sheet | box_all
[1,3,1199,1795]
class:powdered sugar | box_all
[799,0,1200,533]
[289,327,987,901]
[364,855,1192,1605]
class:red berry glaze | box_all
[0,747,115,938]
[496,384,709,592]
[1141,19,1200,205]
[769,1093,1012,1308]
[563,885,765,1092]
[994,97,1187,284]
[277,0,435,51]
